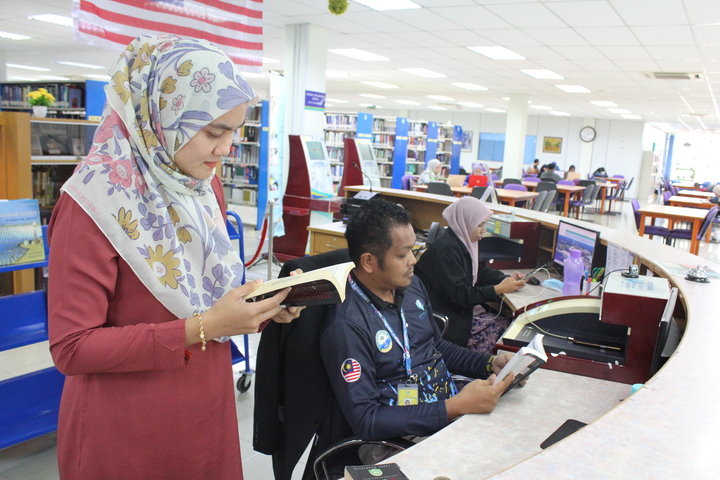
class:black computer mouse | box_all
[526,276,541,286]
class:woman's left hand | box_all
[510,271,525,281]
[272,269,305,323]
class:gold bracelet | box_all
[193,313,207,351]
[487,355,496,375]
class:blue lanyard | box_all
[348,276,413,378]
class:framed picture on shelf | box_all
[461,131,473,152]
[543,136,562,153]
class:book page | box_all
[494,334,546,384]
[244,261,354,303]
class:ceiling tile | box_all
[692,25,720,46]
[545,1,624,27]
[477,29,543,47]
[610,0,688,26]
[484,3,565,29]
[596,46,653,61]
[383,9,466,31]
[523,28,590,46]
[575,27,640,46]
[551,45,608,60]
[645,46,702,62]
[631,26,695,46]
[432,6,513,30]
[683,0,720,24]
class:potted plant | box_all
[26,88,56,118]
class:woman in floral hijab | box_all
[47,35,299,480]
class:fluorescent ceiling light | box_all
[359,103,382,108]
[28,14,73,27]
[359,94,386,99]
[83,74,111,80]
[55,61,104,69]
[621,114,641,119]
[399,68,446,78]
[457,102,483,108]
[0,31,31,40]
[486,108,506,113]
[549,111,571,116]
[451,83,488,91]
[608,108,631,114]
[325,104,334,107]
[468,46,525,60]
[241,72,266,78]
[556,85,591,93]
[326,70,348,78]
[327,98,349,103]
[530,105,553,110]
[38,75,70,80]
[353,0,421,11]
[362,81,399,89]
[262,57,279,64]
[7,76,37,81]
[6,63,49,71]
[427,106,447,110]
[522,69,564,80]
[329,48,389,62]
[396,100,421,105]
[427,95,455,101]
[591,101,618,107]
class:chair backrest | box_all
[502,178,522,187]
[504,183,527,192]
[400,175,413,190]
[470,186,488,200]
[578,179,596,187]
[631,198,642,230]
[613,175,625,178]
[625,177,635,189]
[490,174,499,181]
[426,222,440,245]
[426,182,453,196]
[662,190,672,205]
[585,185,601,204]
[253,249,355,479]
[532,190,548,211]
[540,190,557,212]
[698,207,719,239]
[536,181,558,192]
[523,176,541,182]
[558,179,575,186]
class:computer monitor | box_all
[357,142,373,161]
[467,175,488,188]
[305,140,327,161]
[553,220,599,273]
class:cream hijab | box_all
[442,197,493,284]
[62,35,257,319]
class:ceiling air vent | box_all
[642,72,703,80]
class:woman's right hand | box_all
[494,276,527,295]
[199,279,292,338]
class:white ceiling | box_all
[2,0,719,133]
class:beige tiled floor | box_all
[1,197,719,479]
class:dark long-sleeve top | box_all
[319,273,492,441]
[414,228,507,347]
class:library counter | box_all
[340,186,720,479]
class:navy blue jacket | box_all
[320,272,492,441]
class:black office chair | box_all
[502,178,522,187]
[426,221,440,246]
[426,181,453,196]
[470,186,488,200]
[254,250,410,480]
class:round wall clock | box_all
[580,126,596,142]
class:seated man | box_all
[319,198,515,443]
[540,162,562,183]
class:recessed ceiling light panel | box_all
[451,83,488,91]
[467,46,525,60]
[608,108,631,114]
[396,100,420,105]
[590,101,618,107]
[329,48,389,62]
[359,93,386,99]
[555,85,591,93]
[0,31,31,40]
[521,69,564,80]
[457,102,483,108]
[6,63,49,71]
[327,98,350,103]
[427,106,447,110]
[55,61,105,69]
[549,111,571,116]
[485,108,506,113]
[530,105,553,110]
[399,68,446,78]
[427,95,455,101]
[28,14,73,27]
[362,81,399,89]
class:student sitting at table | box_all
[415,197,527,353]
[463,163,484,186]
[527,159,540,175]
[540,162,562,183]
[418,159,442,185]
[319,198,516,455]
[593,167,608,177]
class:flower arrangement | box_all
[26,88,55,107]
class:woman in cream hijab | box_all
[418,158,442,184]
[415,196,526,352]
[48,35,301,479]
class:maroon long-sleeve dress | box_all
[47,177,243,479]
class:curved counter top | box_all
[345,186,720,479]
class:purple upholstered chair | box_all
[632,199,670,242]
[666,206,718,248]
[523,176,541,183]
[503,183,528,208]
[401,175,414,190]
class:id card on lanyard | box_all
[348,276,419,405]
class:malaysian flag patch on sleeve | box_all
[341,358,362,383]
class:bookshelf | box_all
[437,124,463,176]
[406,120,428,179]
[324,112,357,194]
[220,100,269,229]
[1,80,107,120]
[372,116,397,188]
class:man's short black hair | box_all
[345,198,412,268]
[548,162,557,170]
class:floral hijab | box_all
[62,34,257,319]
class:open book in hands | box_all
[244,262,355,307]
[494,334,547,395]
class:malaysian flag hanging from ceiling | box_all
[71,0,263,72]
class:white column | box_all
[578,118,596,176]
[502,94,529,179]
[283,24,328,137]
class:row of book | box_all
[223,144,260,166]
[326,146,344,162]
[226,186,258,206]
[221,165,258,186]
[2,84,84,109]
[371,134,394,146]
[324,130,354,145]
[372,118,395,133]
[330,165,344,179]
[325,113,357,127]
[232,124,260,144]
[408,136,426,148]
[408,122,428,135]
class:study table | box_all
[413,184,539,208]
[337,186,720,479]
[637,204,709,255]
[677,189,715,199]
[668,195,715,209]
[512,181,586,217]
